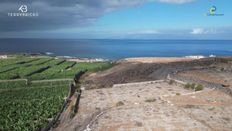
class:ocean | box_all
[0,39,232,60]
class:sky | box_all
[0,0,231,39]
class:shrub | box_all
[184,83,191,89]
[208,107,215,111]
[168,80,175,85]
[184,83,204,91]
[116,101,124,106]
[222,117,231,122]
[145,98,156,102]
[190,83,196,90]
[183,104,197,108]
[195,84,204,91]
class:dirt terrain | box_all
[55,81,232,131]
[123,57,202,63]
[83,57,232,89]
[53,57,232,131]
[178,69,232,88]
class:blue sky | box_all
[0,0,231,39]
[94,1,231,30]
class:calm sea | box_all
[0,39,232,60]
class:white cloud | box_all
[190,28,218,35]
[127,29,159,35]
[157,0,194,4]
[191,28,208,35]
[0,0,196,31]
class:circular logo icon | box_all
[210,6,217,15]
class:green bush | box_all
[145,98,156,102]
[184,83,204,91]
[116,101,124,106]
[0,80,27,89]
[191,83,196,90]
[168,80,175,85]
[184,83,191,89]
[195,84,204,91]
[0,85,68,131]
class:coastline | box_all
[0,53,210,62]
[65,58,109,63]
[0,53,110,63]
[1,53,231,64]
[122,56,205,63]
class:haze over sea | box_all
[0,39,232,60]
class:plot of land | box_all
[123,57,200,63]
[0,56,112,80]
[178,69,232,88]
[0,55,113,131]
[55,80,232,131]
[1,56,232,131]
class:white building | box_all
[0,55,7,59]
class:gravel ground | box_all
[53,57,232,131]
[83,57,221,89]
[54,80,232,131]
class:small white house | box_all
[0,55,7,59]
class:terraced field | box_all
[0,84,69,130]
[0,56,112,80]
[0,55,113,131]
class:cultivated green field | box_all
[0,55,113,131]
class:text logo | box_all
[19,5,28,13]
[206,5,224,16]
[8,5,39,17]
[210,6,216,15]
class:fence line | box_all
[42,70,87,131]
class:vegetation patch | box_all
[195,84,204,91]
[116,101,124,106]
[182,104,199,108]
[0,67,18,74]
[0,80,27,89]
[145,98,156,102]
[135,121,143,127]
[0,56,113,80]
[56,60,66,65]
[184,83,204,91]
[25,66,51,77]
[0,55,114,130]
[168,80,175,85]
[208,107,215,111]
[65,62,76,70]
[0,85,69,131]
[222,117,231,122]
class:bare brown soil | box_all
[83,57,231,89]
[53,57,232,131]
[123,57,199,63]
[54,81,232,131]
[178,69,232,88]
